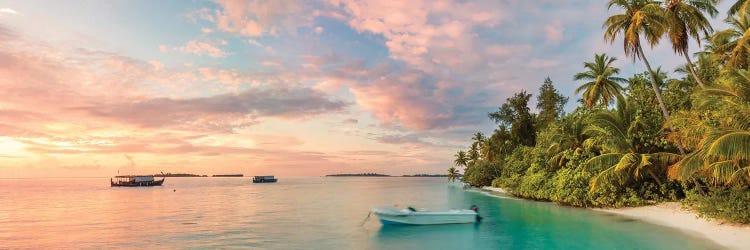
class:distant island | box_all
[326,173,390,177]
[159,173,207,177]
[401,174,460,177]
[212,174,243,177]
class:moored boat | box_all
[371,206,480,225]
[252,175,277,183]
[111,174,165,187]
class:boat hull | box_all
[372,207,477,225]
[111,178,165,187]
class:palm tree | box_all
[447,167,460,182]
[728,0,750,17]
[669,69,750,186]
[574,53,627,108]
[663,0,718,89]
[547,115,589,169]
[674,53,721,87]
[468,143,480,163]
[711,14,750,69]
[471,132,486,160]
[583,98,681,190]
[454,150,469,168]
[604,0,677,140]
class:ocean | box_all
[0,177,723,249]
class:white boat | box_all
[371,206,480,225]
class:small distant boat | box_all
[252,175,277,183]
[111,174,165,187]
[371,205,481,225]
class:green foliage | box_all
[711,14,750,68]
[685,187,750,224]
[537,77,569,128]
[463,160,501,187]
[488,91,537,146]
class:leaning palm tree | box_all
[711,14,750,69]
[663,0,718,89]
[604,0,675,129]
[454,150,469,168]
[574,53,627,108]
[447,167,460,182]
[583,98,681,190]
[669,69,750,186]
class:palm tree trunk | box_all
[640,46,705,194]
[637,45,686,156]
[646,168,663,186]
[638,46,671,120]
[683,50,706,89]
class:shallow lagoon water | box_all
[0,177,723,249]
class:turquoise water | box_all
[0,177,723,249]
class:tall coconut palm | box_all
[447,167,460,182]
[669,69,750,186]
[711,14,750,69]
[574,53,627,108]
[604,0,675,127]
[664,0,718,89]
[454,150,469,168]
[583,98,681,190]
[604,0,691,156]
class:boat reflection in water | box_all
[111,174,165,187]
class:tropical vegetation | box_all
[453,0,750,224]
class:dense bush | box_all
[685,187,750,224]
[463,160,501,187]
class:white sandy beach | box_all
[595,203,750,250]
[480,187,750,249]
[480,186,510,194]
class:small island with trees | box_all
[159,173,208,177]
[326,173,390,177]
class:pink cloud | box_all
[544,20,564,46]
[171,39,228,58]
[347,70,456,130]
[209,0,308,37]
[331,0,507,72]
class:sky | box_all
[0,0,735,177]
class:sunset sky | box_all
[0,0,733,177]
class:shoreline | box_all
[479,186,750,250]
[594,202,750,250]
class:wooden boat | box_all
[252,175,277,183]
[371,206,480,225]
[111,174,165,187]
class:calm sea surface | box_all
[0,177,723,249]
